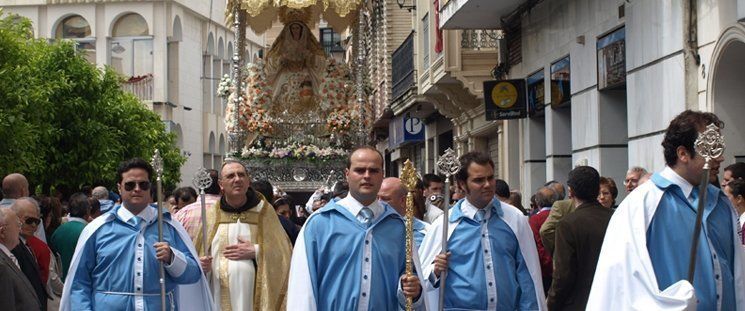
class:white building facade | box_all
[1,0,266,185]
[440,0,745,202]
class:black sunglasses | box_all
[123,181,151,191]
[25,217,41,226]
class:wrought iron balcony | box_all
[461,29,499,50]
[120,73,153,101]
[392,32,416,101]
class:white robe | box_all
[209,219,258,311]
[586,180,745,310]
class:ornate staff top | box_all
[437,148,460,177]
[694,123,726,170]
[192,168,213,192]
[401,160,418,192]
[151,149,163,179]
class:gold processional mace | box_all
[400,159,418,311]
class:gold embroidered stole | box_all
[196,196,292,311]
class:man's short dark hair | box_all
[494,179,510,198]
[68,192,90,218]
[661,110,724,167]
[567,166,601,202]
[116,158,154,183]
[725,162,745,180]
[177,187,197,203]
[423,174,444,189]
[728,179,745,198]
[455,152,494,183]
[252,179,274,203]
[205,169,220,195]
[345,146,384,169]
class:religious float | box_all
[222,4,368,192]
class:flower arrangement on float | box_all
[222,61,274,135]
[240,141,347,162]
[326,106,359,133]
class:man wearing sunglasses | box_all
[60,158,212,311]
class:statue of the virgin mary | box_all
[263,8,328,119]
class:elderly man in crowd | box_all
[528,186,556,292]
[0,173,29,207]
[624,166,648,193]
[0,207,41,310]
[91,186,115,214]
[10,198,49,310]
[379,177,429,248]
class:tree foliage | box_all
[0,12,184,193]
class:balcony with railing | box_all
[120,74,154,102]
[392,32,416,105]
[461,29,498,50]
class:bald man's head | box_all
[2,173,29,199]
[378,177,407,215]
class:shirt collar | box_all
[117,204,156,224]
[0,243,13,259]
[739,213,745,228]
[337,195,384,220]
[461,197,493,220]
[659,166,694,199]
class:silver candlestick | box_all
[192,168,213,258]
[435,148,460,311]
[687,123,726,283]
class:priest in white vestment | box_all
[194,160,293,311]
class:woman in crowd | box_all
[598,176,618,209]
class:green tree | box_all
[0,12,184,194]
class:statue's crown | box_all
[279,7,312,25]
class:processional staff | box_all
[192,168,213,258]
[435,148,460,311]
[687,123,726,283]
[400,160,418,311]
[150,150,167,311]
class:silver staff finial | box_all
[151,149,163,178]
[192,168,213,191]
[437,148,460,177]
[694,123,726,170]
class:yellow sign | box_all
[491,82,518,109]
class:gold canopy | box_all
[227,0,363,34]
